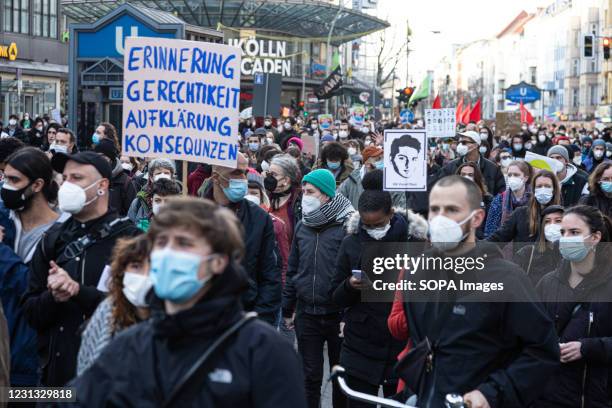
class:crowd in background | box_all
[0,109,610,407]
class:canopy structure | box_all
[61,0,389,44]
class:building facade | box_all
[0,0,67,121]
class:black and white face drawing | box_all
[390,134,422,179]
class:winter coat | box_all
[442,155,506,195]
[484,191,530,238]
[0,304,8,390]
[76,297,113,376]
[64,265,307,408]
[476,193,494,240]
[559,164,589,207]
[337,168,406,209]
[127,191,150,225]
[4,127,26,144]
[532,140,553,156]
[582,155,610,174]
[200,182,281,325]
[487,205,539,243]
[0,244,37,386]
[27,128,45,148]
[579,194,612,218]
[108,161,137,217]
[536,261,612,408]
[403,242,560,408]
[332,210,427,386]
[515,242,562,287]
[22,211,140,386]
[282,217,350,317]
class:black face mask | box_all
[264,174,278,192]
[1,183,33,211]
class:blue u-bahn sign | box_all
[505,81,541,103]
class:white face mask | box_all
[593,150,604,160]
[277,125,284,133]
[244,194,261,206]
[8,119,16,126]
[121,162,134,172]
[261,160,270,172]
[264,120,272,127]
[153,173,172,182]
[152,202,162,215]
[572,156,582,166]
[122,272,153,307]
[339,130,348,139]
[507,176,525,192]
[301,195,322,214]
[361,126,370,134]
[428,211,475,252]
[50,143,68,154]
[534,187,554,205]
[365,223,391,240]
[538,134,547,143]
[456,144,469,157]
[348,147,357,156]
[58,180,101,214]
[479,146,487,154]
[544,223,562,243]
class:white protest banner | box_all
[50,108,62,124]
[301,133,317,156]
[424,108,456,138]
[122,37,241,167]
[383,129,427,192]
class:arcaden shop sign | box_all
[227,38,291,77]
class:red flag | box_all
[469,98,481,122]
[456,97,464,122]
[520,101,534,125]
[432,95,441,109]
[461,103,472,124]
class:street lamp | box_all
[325,0,347,114]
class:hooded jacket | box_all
[22,211,140,386]
[558,164,589,207]
[536,260,612,408]
[0,244,37,386]
[403,242,559,408]
[332,209,427,386]
[64,264,307,408]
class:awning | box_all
[61,0,389,44]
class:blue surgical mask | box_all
[559,234,593,262]
[150,248,213,303]
[600,181,612,193]
[92,133,100,145]
[248,142,260,152]
[327,161,341,170]
[375,161,384,170]
[222,179,248,202]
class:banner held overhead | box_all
[122,36,241,168]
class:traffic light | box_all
[396,87,415,103]
[584,35,594,58]
[298,101,305,109]
[604,37,611,60]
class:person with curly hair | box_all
[76,235,151,375]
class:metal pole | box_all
[326,0,344,114]
[406,19,410,85]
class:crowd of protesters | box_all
[0,110,610,408]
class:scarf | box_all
[501,187,531,225]
[302,194,354,228]
[270,187,293,211]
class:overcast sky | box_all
[371,0,542,84]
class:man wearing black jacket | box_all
[203,153,281,325]
[22,152,139,386]
[400,176,559,408]
[441,131,506,195]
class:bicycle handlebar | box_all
[330,365,467,408]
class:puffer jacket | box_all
[332,209,427,386]
[535,260,612,408]
[282,214,352,317]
